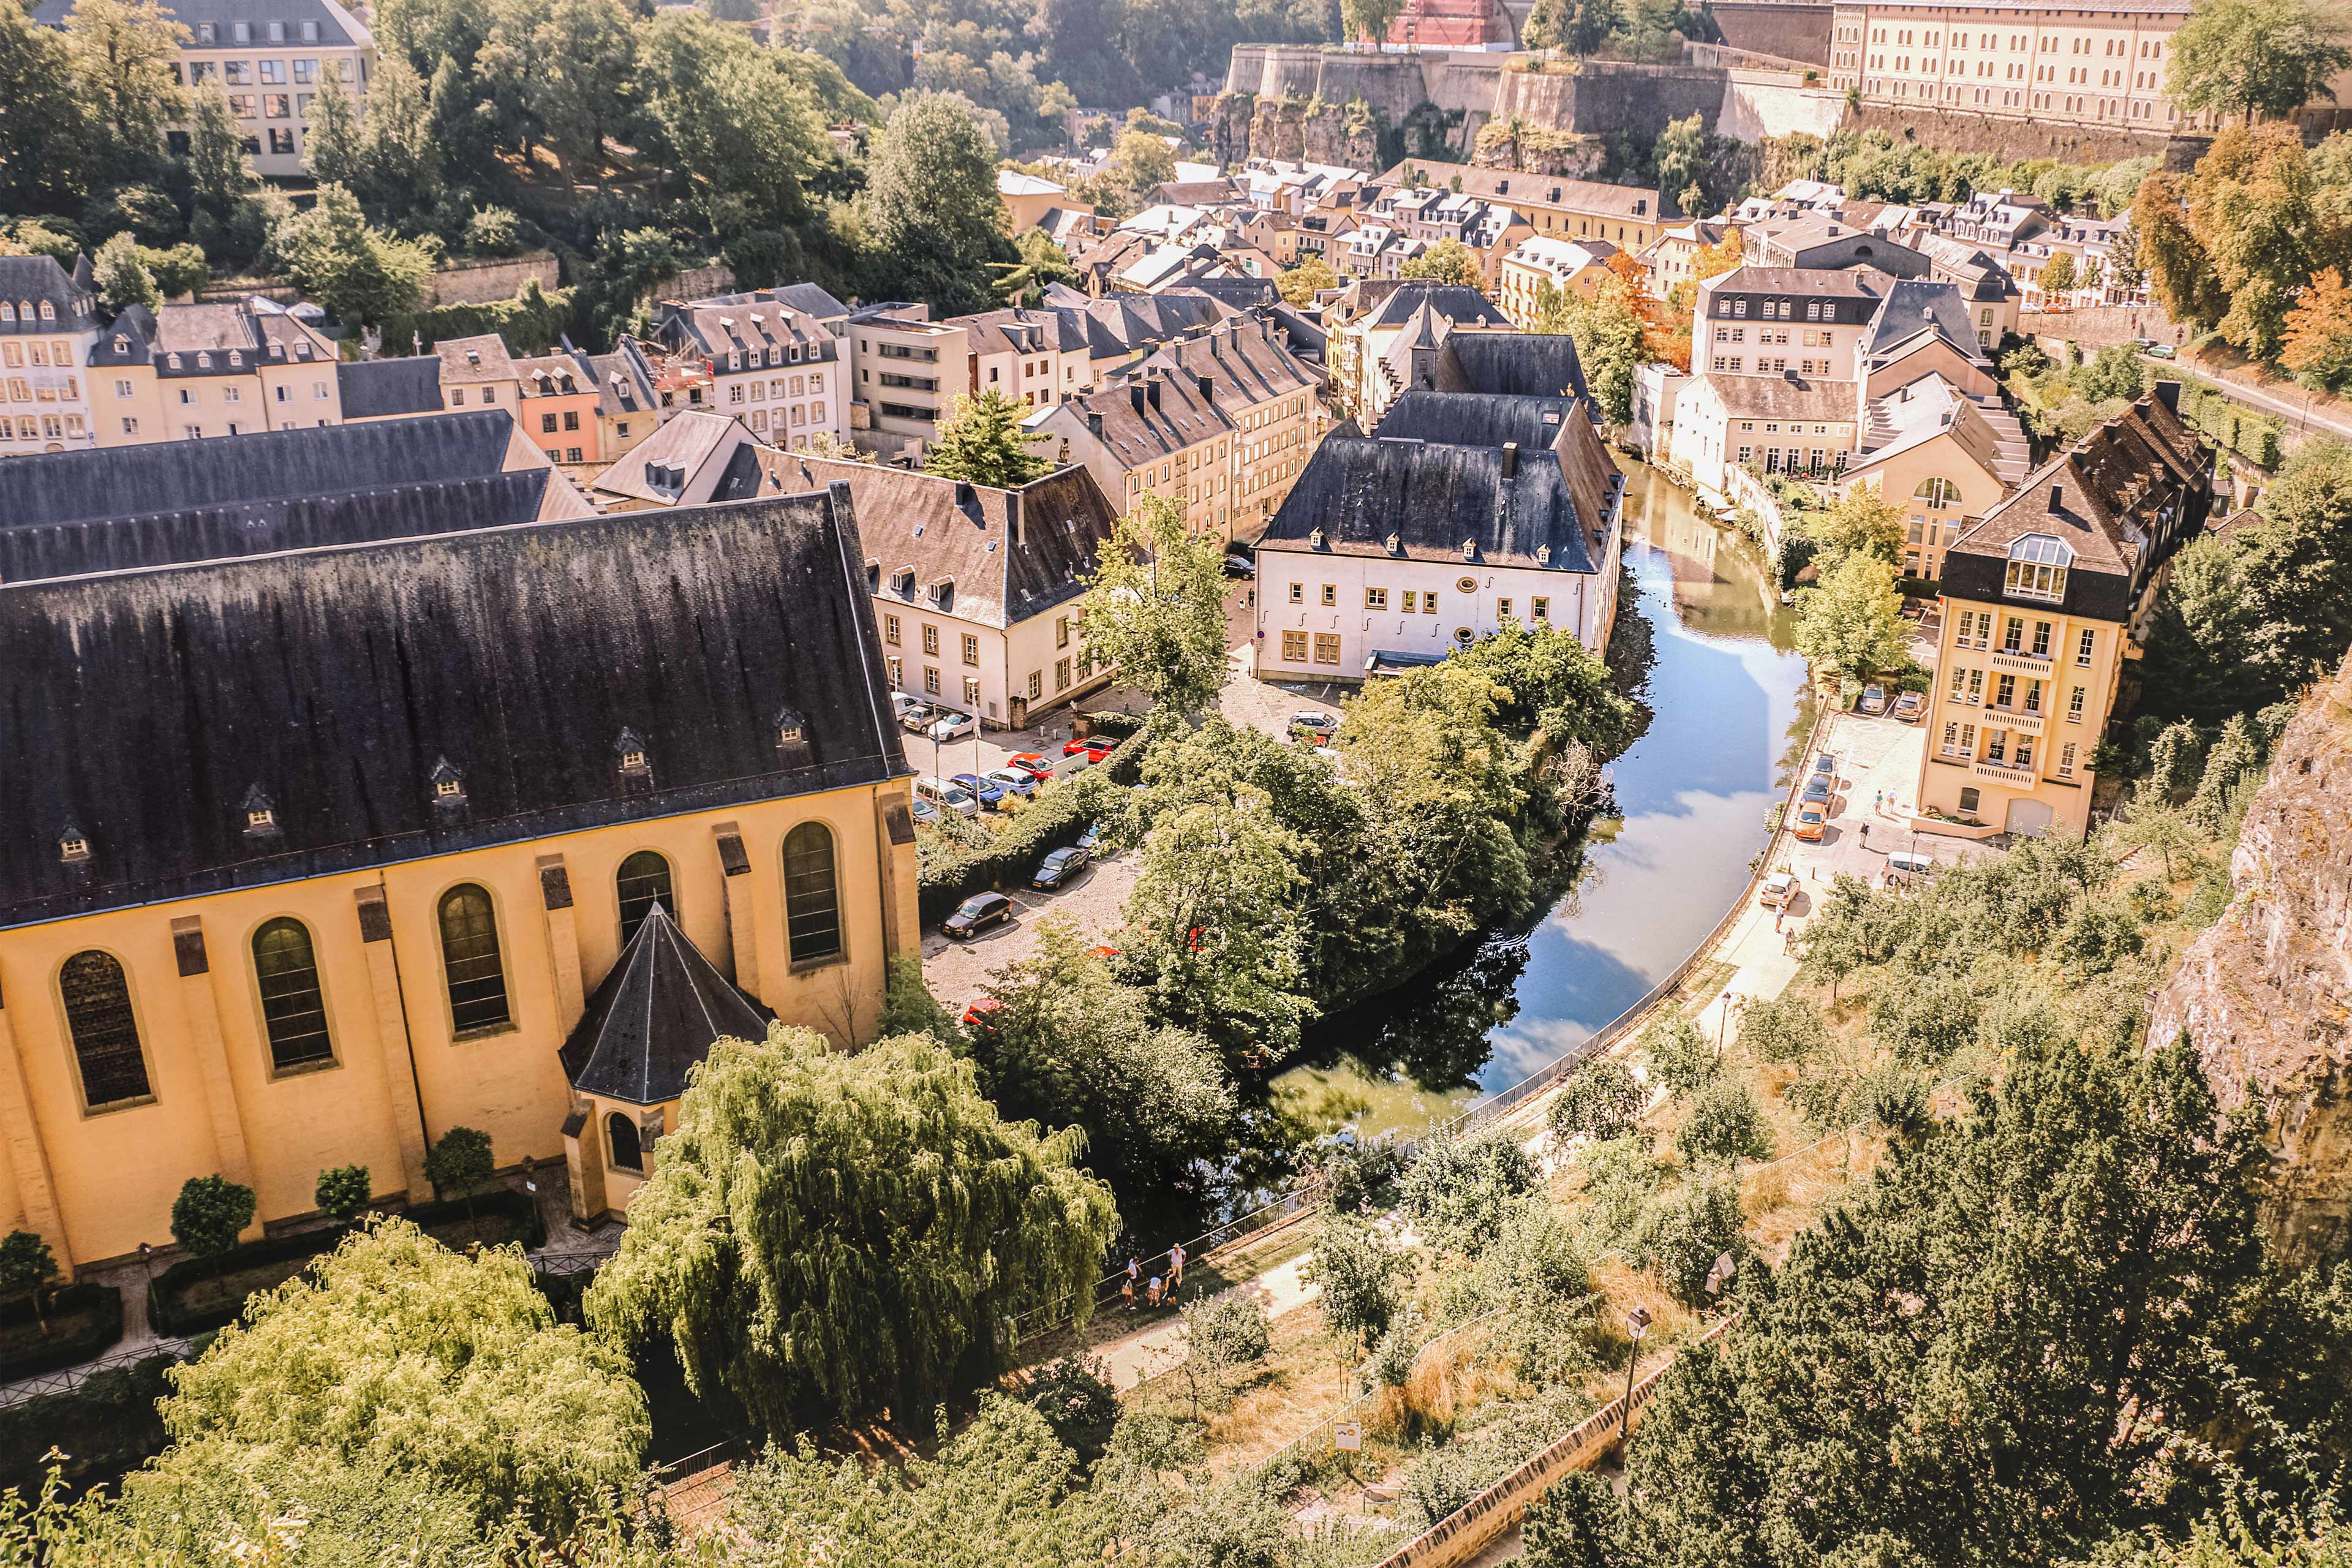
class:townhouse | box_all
[89,297,342,445]
[1497,238,1620,328]
[650,293,843,451]
[1364,160,1668,252]
[0,254,102,454]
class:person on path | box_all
[1860,821,1870,846]
[1121,1275,1136,1311]
[1774,908,1784,933]
[1147,1275,1164,1308]
[1169,1242,1185,1291]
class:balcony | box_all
[1971,760,2037,786]
[1989,649,2051,675]
[1987,707,2043,735]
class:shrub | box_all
[1868,974,1977,1068]
[314,1164,371,1223]
[1548,1060,1644,1143]
[1321,1136,1407,1213]
[0,1232,58,1332]
[170,1176,255,1259]
[918,760,1131,924]
[1673,1078,1772,1168]
[1857,1064,1931,1140]
[1366,1300,1426,1388]
[461,205,522,256]
[1019,1355,1119,1466]
[1303,1212,1408,1351]
[1635,1176,1747,1306]
[423,1127,494,1221]
[1738,993,1825,1066]
[1397,1442,1491,1531]
[1398,1129,1540,1254]
[1643,1009,1719,1096]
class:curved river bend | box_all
[1272,459,1815,1134]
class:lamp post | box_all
[1704,1251,1737,1312]
[1619,1303,1652,1446]
[137,1242,157,1336]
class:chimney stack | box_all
[1088,409,1104,439]
[1197,373,1215,400]
[2050,483,2064,513]
[1131,382,1148,415]
[1146,377,1161,410]
[1005,491,1020,545]
[956,481,978,511]
[1501,440,1519,478]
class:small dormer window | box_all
[1310,527,1326,548]
[615,727,650,776]
[892,567,916,595]
[113,335,126,351]
[228,350,242,366]
[1460,538,1476,559]
[1385,532,1401,554]
[197,352,211,369]
[241,785,277,836]
[774,706,807,747]
[1536,545,1553,565]
[430,758,466,803]
[435,777,462,799]
[466,348,481,366]
[167,353,181,368]
[58,828,89,864]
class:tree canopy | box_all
[586,1025,1117,1427]
[2169,0,2352,126]
[1079,493,1232,720]
[924,390,1055,488]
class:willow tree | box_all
[586,1027,1117,1428]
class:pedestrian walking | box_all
[1873,788,1883,814]
[1860,822,1870,846]
[1147,1275,1164,1309]
[1169,1242,1186,1291]
[1121,1275,1136,1311]
[1774,908,1784,933]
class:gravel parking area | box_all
[921,846,1142,1012]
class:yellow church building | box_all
[0,420,921,1270]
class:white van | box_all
[1885,850,1934,884]
[916,776,979,818]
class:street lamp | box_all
[1619,1303,1653,1444]
[137,1242,157,1335]
[1704,1251,1737,1308]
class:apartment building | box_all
[1834,374,2029,579]
[33,0,379,178]
[1029,371,1237,540]
[1130,317,1326,538]
[1497,238,1619,328]
[1349,186,1535,284]
[434,333,521,412]
[1365,160,1668,252]
[1694,266,1885,383]
[89,297,341,445]
[652,296,843,451]
[1634,220,1728,299]
[1330,282,1515,422]
[587,411,763,513]
[1825,0,2263,134]
[513,352,603,467]
[1254,387,1625,674]
[756,452,1123,730]
[0,254,102,454]
[1914,388,2209,839]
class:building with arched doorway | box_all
[0,457,919,1268]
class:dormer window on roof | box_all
[2004,533,2073,603]
[197,352,211,369]
[774,706,806,747]
[1310,528,1325,548]
[58,827,89,864]
[615,728,650,776]
[430,758,466,800]
[228,350,242,366]
[1536,545,1553,565]
[241,785,278,837]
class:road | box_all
[2138,351,2352,447]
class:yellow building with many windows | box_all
[1912,390,2209,840]
[0,453,918,1270]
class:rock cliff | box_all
[2148,661,2352,1261]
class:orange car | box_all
[1793,804,1827,842]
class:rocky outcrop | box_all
[2148,662,2352,1262]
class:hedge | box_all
[0,1281,123,1382]
[1077,709,1144,739]
[917,729,1149,925]
[0,1351,176,1503]
[153,1188,543,1335]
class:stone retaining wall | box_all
[426,251,560,306]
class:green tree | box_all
[1524,0,1616,54]
[0,0,94,219]
[1303,1210,1408,1351]
[170,1175,254,1258]
[1448,619,1645,758]
[268,184,434,330]
[636,12,825,236]
[314,1164,372,1224]
[1177,1293,1270,1417]
[160,1217,645,1531]
[1674,1077,1772,1167]
[924,388,1055,488]
[92,230,160,315]
[1804,481,1906,570]
[2108,796,2204,881]
[2185,124,2325,357]
[61,0,187,187]
[527,0,635,188]
[1398,1128,1541,1254]
[1794,551,1906,681]
[1400,237,1483,287]
[586,1025,1117,1426]
[861,90,1013,316]
[1276,254,1341,306]
[422,1125,495,1221]
[1523,1470,1625,1568]
[1548,1060,1646,1143]
[1642,1006,1717,1096]
[0,1231,59,1335]
[1534,274,1646,424]
[1738,990,1825,1065]
[2170,0,2352,125]
[1341,0,1405,46]
[134,239,207,298]
[301,66,363,186]
[1654,113,1708,216]
[1631,1173,1747,1304]
[2075,342,2147,402]
[2040,248,2079,296]
[2191,710,2261,826]
[1079,492,1231,719]
[997,227,1079,304]
[968,919,1235,1221]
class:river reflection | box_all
[1270,458,1814,1136]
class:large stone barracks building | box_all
[0,416,921,1268]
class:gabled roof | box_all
[32,0,369,45]
[590,411,761,506]
[1362,282,1510,331]
[1846,375,2021,488]
[1953,392,2208,579]
[435,333,516,385]
[954,307,1090,356]
[761,455,1121,628]
[1692,372,1859,424]
[336,356,445,418]
[1431,331,1592,405]
[91,298,335,371]
[560,904,771,1106]
[0,489,906,929]
[1261,434,1604,573]
[0,254,100,335]
[0,412,590,581]
[1135,317,1324,420]
[1860,279,1988,365]
[1057,366,1235,463]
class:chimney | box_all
[955,480,978,511]
[2050,483,2064,513]
[1146,377,1161,410]
[1130,383,1148,415]
[1501,441,1519,478]
[2152,379,2180,415]
[1197,373,1215,400]
[1005,491,1021,545]
[1088,410,1104,439]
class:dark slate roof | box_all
[1261,434,1604,575]
[762,454,1120,628]
[1363,283,1511,331]
[560,904,771,1105]
[764,283,851,323]
[0,254,100,335]
[1134,318,1323,422]
[1432,332,1593,405]
[32,0,367,45]
[0,413,590,581]
[336,357,445,418]
[1860,279,1987,364]
[1182,277,1283,310]
[0,489,908,928]
[1374,388,1580,453]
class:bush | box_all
[170,1175,255,1259]
[315,1164,371,1223]
[0,1351,175,1502]
[381,279,575,359]
[917,748,1137,924]
[461,205,522,256]
[1320,1136,1408,1214]
[1642,1009,1718,1096]
[1738,993,1824,1066]
[1635,1177,1747,1306]
[1397,1442,1492,1531]
[0,1283,123,1380]
[1079,709,1145,739]
[423,1126,495,1218]
[1674,1077,1772,1167]
[1398,1128,1540,1254]
[1303,1212,1408,1350]
[1548,1060,1645,1143]
[1019,1355,1119,1466]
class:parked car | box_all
[930,710,978,742]
[951,772,1006,810]
[1289,710,1340,738]
[910,796,941,827]
[1063,736,1117,763]
[1077,820,1107,853]
[1858,685,1888,715]
[2147,344,2177,360]
[1223,554,1256,579]
[1801,776,1833,807]
[943,892,1012,940]
[1759,870,1800,909]
[1891,691,1924,723]
[915,776,979,818]
[899,702,939,734]
[892,693,927,724]
[1793,804,1828,842]
[1033,845,1092,889]
[1885,850,1936,885]
[984,766,1038,799]
[1812,752,1836,780]
[961,997,1003,1035]
[1005,752,1055,781]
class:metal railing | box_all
[0,1339,191,1411]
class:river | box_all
[1270,458,1815,1137]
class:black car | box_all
[943,892,1012,940]
[1033,846,1092,889]
[1223,553,1255,579]
[1801,777,1833,806]
[1812,752,1836,780]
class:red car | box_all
[1005,752,1054,780]
[961,997,1003,1034]
[1062,736,1116,763]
